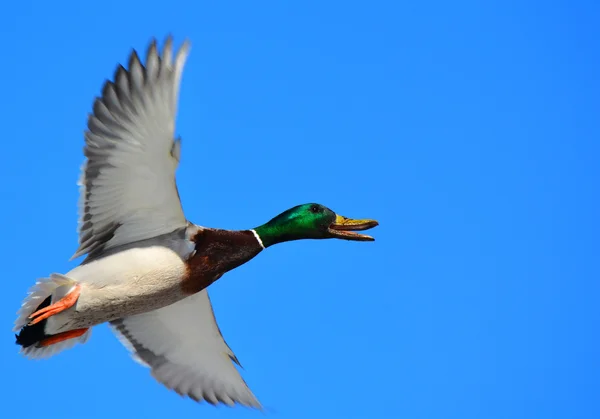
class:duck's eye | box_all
[310,205,320,213]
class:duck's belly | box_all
[48,246,191,333]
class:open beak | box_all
[328,214,379,241]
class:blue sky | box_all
[2,1,598,418]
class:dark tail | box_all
[15,296,51,348]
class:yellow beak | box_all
[327,214,379,241]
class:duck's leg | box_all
[28,284,82,325]
[39,328,89,347]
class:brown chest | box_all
[181,229,263,294]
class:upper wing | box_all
[110,290,261,408]
[73,37,190,260]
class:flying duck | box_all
[14,36,378,408]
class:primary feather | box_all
[74,37,190,260]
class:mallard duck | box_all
[14,37,378,408]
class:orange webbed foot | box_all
[39,328,89,347]
[28,284,81,325]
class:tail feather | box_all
[16,295,52,347]
[15,274,90,359]
[14,274,77,332]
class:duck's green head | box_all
[254,203,378,248]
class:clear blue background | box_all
[1,1,598,418]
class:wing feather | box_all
[110,290,261,408]
[73,37,190,260]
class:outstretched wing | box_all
[110,290,261,408]
[73,37,190,260]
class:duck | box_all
[13,36,378,408]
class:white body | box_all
[50,245,189,334]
